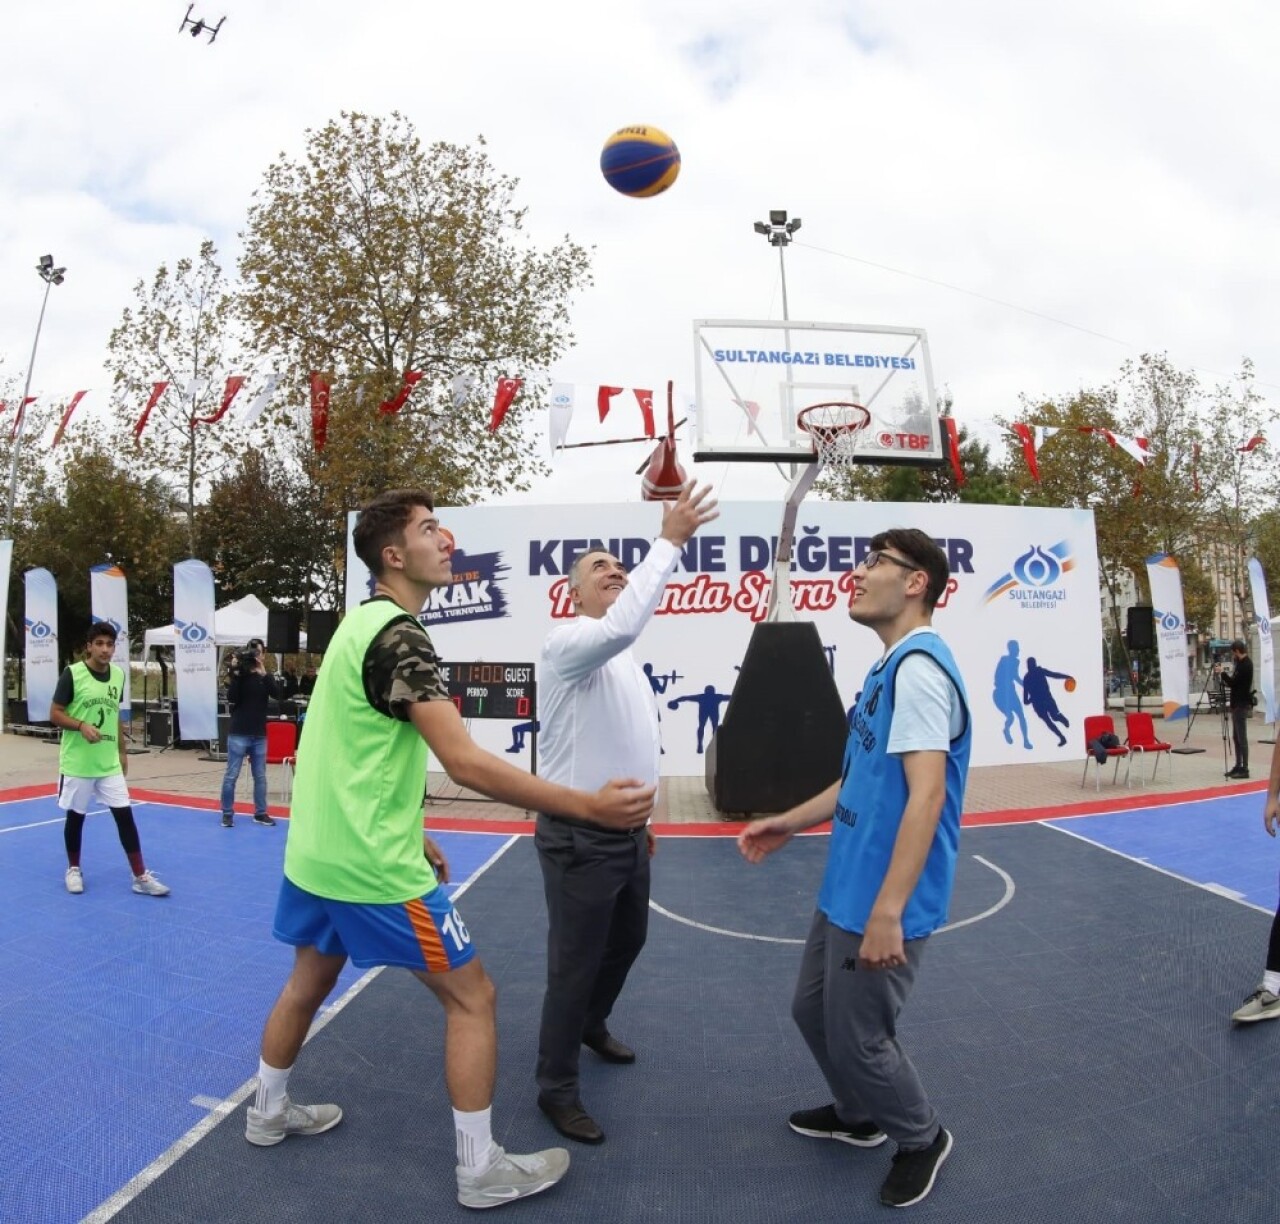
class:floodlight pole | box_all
[753,211,803,478]
[6,258,66,536]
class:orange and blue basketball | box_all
[600,125,681,198]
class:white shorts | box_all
[57,774,131,812]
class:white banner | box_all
[90,563,132,721]
[0,538,11,733]
[346,501,1103,773]
[1145,554,1190,721]
[173,559,218,741]
[1248,558,1276,724]
[549,382,575,455]
[24,567,60,722]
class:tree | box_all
[194,450,319,610]
[237,111,593,597]
[10,432,186,656]
[103,240,247,555]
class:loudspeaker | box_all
[1126,605,1155,651]
[147,710,172,748]
[705,622,849,816]
[307,610,338,653]
[267,608,301,654]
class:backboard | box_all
[692,319,942,467]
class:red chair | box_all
[1124,711,1172,787]
[1082,713,1129,790]
[265,719,298,802]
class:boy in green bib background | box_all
[49,622,170,897]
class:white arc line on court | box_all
[649,854,1014,944]
[80,833,521,1224]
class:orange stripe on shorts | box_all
[405,897,451,973]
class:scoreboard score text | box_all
[439,662,536,720]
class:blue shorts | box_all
[273,876,477,973]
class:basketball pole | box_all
[762,461,822,624]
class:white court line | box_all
[649,853,1015,944]
[0,805,118,835]
[82,833,521,1224]
[1042,821,1274,915]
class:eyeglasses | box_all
[863,550,920,573]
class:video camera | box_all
[234,649,260,671]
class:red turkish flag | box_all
[488,378,523,432]
[597,385,623,423]
[8,396,37,440]
[379,370,424,416]
[310,373,331,452]
[192,376,246,426]
[1237,433,1266,452]
[942,418,965,487]
[1011,423,1039,482]
[133,383,169,442]
[633,388,656,438]
[51,391,89,447]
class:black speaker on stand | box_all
[267,609,302,654]
[307,610,338,654]
[1126,605,1155,651]
[705,621,848,816]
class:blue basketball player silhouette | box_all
[667,685,732,754]
[1022,656,1072,746]
[505,720,540,753]
[992,640,1034,750]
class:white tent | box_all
[142,594,307,653]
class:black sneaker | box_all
[221,814,234,828]
[880,1128,953,1208]
[253,813,277,826]
[788,1103,887,1148]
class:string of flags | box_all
[2,378,1270,483]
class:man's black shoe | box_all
[788,1103,887,1148]
[537,1095,605,1144]
[582,1031,635,1064]
[880,1127,953,1208]
[1227,768,1250,779]
[221,814,234,828]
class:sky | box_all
[3,0,1279,507]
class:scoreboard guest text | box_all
[439,662,536,720]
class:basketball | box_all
[600,125,681,198]
[1065,677,1077,692]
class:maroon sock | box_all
[127,852,146,876]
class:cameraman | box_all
[220,638,281,827]
[1218,639,1255,779]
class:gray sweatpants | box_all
[791,910,939,1149]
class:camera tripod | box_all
[1183,670,1231,775]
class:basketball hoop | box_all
[797,402,872,469]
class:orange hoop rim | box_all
[796,401,871,438]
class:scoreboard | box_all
[439,662,536,720]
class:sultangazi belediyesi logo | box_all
[981,542,1074,610]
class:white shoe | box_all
[457,1144,570,1209]
[65,867,84,894]
[132,870,171,897]
[245,1097,344,1146]
[1232,987,1280,1024]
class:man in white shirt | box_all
[534,482,718,1145]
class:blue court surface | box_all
[2,790,1279,1223]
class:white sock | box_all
[254,1059,291,1115]
[1263,970,1280,996]
[454,1107,494,1173]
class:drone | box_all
[179,5,225,42]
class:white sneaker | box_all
[245,1097,344,1146]
[457,1144,570,1210]
[131,871,171,897]
[1232,987,1280,1024]
[65,867,84,894]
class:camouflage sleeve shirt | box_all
[361,599,451,720]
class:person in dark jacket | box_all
[221,638,281,827]
[1222,639,1255,779]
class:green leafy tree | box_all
[237,111,592,601]
[103,240,246,554]
[194,449,319,610]
[10,433,185,657]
